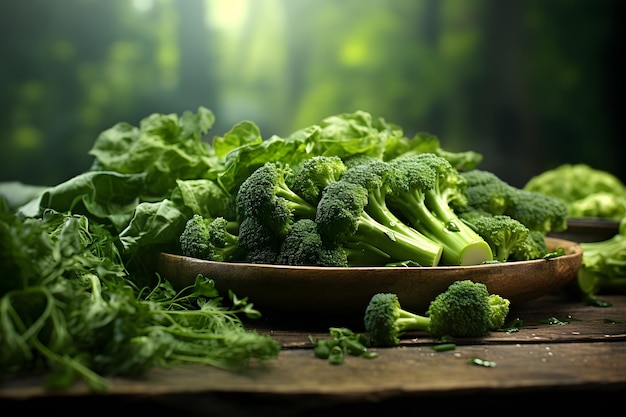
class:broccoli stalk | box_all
[315,179,443,267]
[364,280,510,347]
[235,161,317,237]
[387,154,493,265]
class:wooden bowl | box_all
[549,218,620,243]
[156,237,582,317]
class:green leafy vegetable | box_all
[308,327,378,364]
[0,205,279,392]
[524,163,626,220]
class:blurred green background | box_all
[1,0,623,188]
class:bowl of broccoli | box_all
[158,149,585,317]
[157,235,582,316]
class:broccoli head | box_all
[235,161,317,237]
[179,215,239,262]
[364,280,510,346]
[277,219,348,267]
[289,155,347,204]
[458,169,515,215]
[363,292,430,347]
[524,164,626,221]
[505,189,568,235]
[425,279,510,339]
[236,216,281,264]
[567,192,626,220]
[524,163,626,204]
[510,230,549,261]
[180,214,212,259]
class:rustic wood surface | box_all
[2,293,625,415]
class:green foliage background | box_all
[1,0,622,188]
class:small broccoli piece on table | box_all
[179,215,240,262]
[289,155,347,205]
[386,153,493,265]
[364,280,510,347]
[460,211,530,262]
[277,219,348,267]
[315,179,443,267]
[235,161,317,237]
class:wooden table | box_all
[2,292,625,415]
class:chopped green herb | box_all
[309,327,378,364]
[432,343,457,352]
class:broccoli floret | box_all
[235,161,317,237]
[386,153,493,265]
[524,163,626,204]
[180,214,212,259]
[339,160,443,266]
[458,169,515,215]
[459,169,568,235]
[505,189,568,235]
[179,215,239,262]
[278,218,398,267]
[289,155,347,205]
[486,293,511,330]
[510,230,549,261]
[575,217,626,304]
[204,216,239,262]
[524,164,626,221]
[567,192,626,220]
[363,280,510,346]
[277,219,348,267]
[363,293,430,347]
[236,216,281,264]
[460,211,530,262]
[315,179,443,267]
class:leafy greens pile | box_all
[0,107,286,392]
